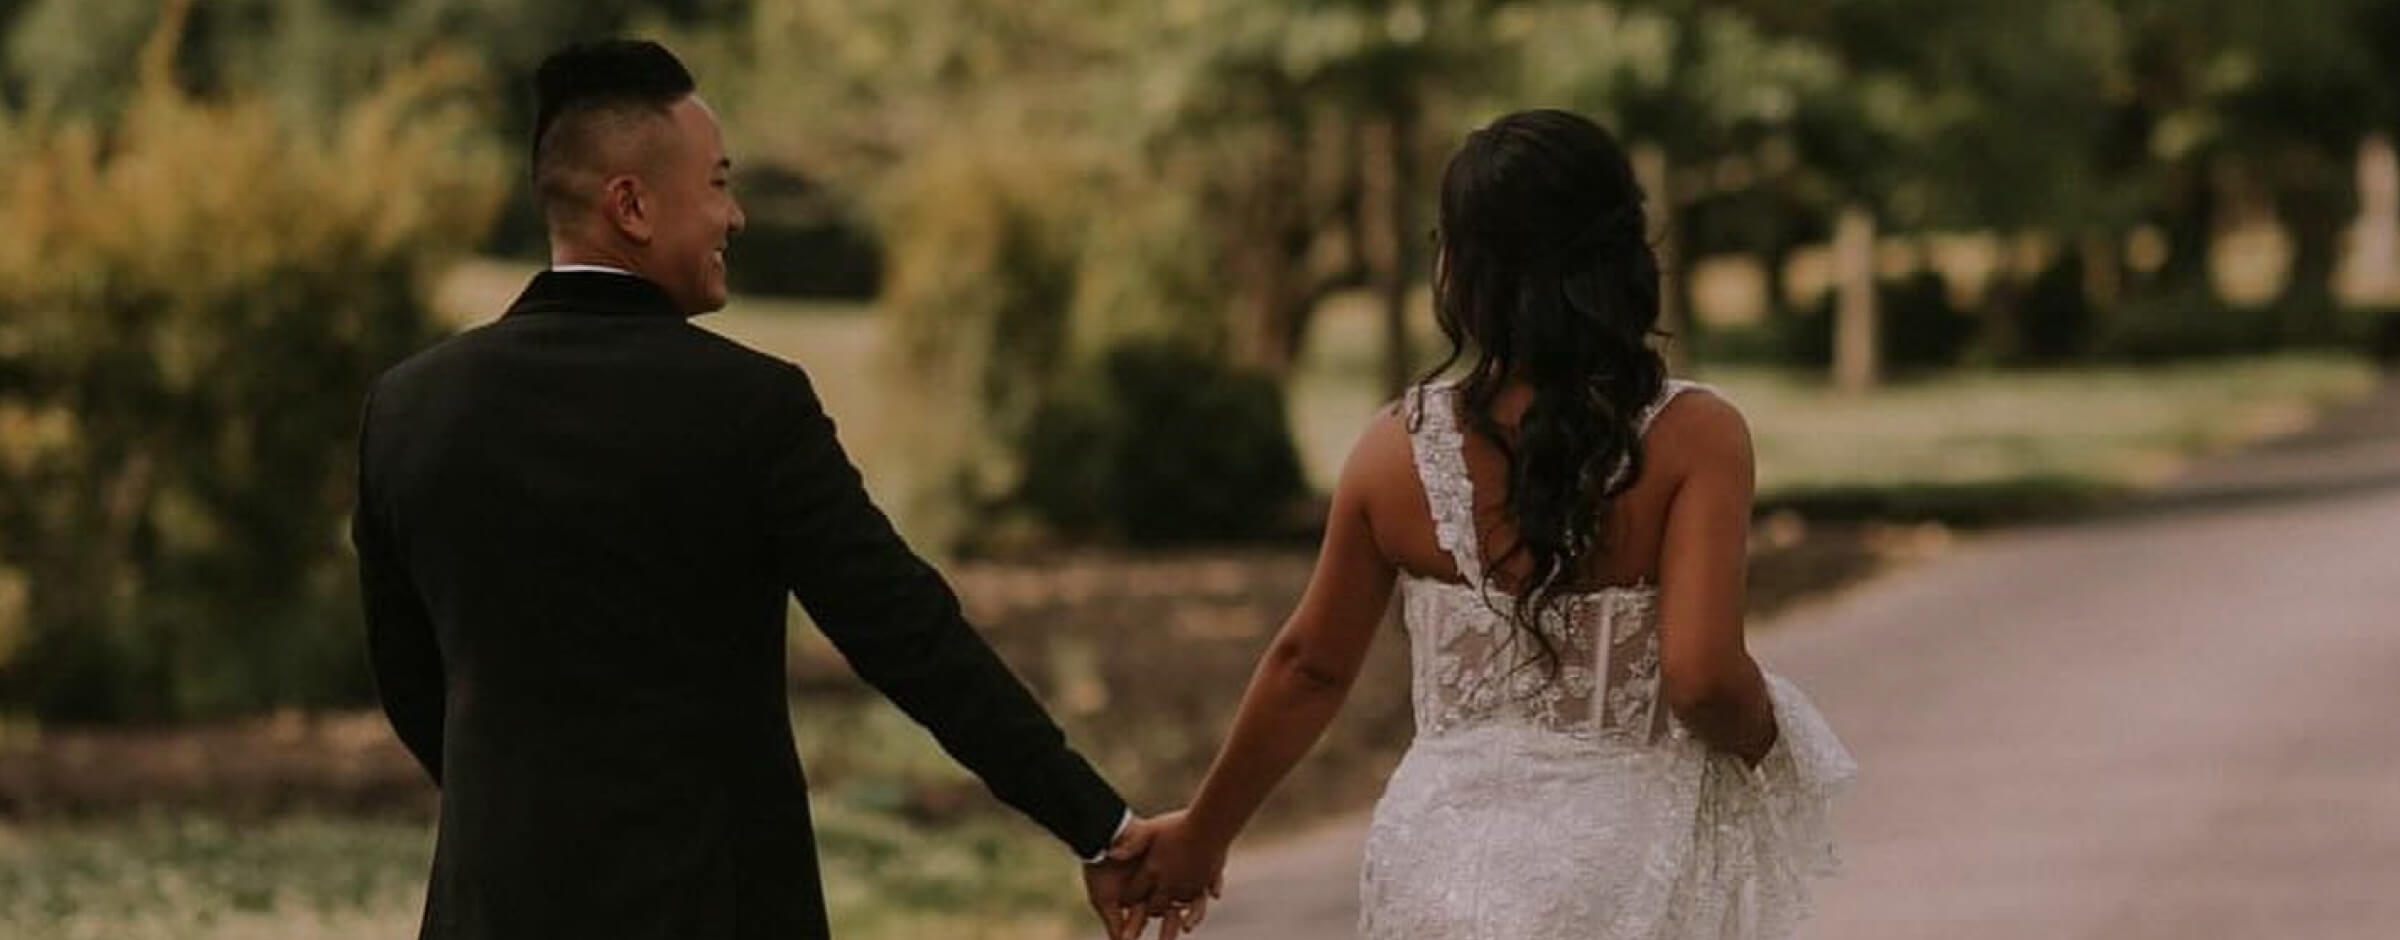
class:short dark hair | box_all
[530,40,696,215]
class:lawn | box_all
[0,816,430,940]
[0,805,1087,940]
[1721,357,2372,496]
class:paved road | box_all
[1150,382,2400,940]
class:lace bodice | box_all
[1397,379,1700,743]
[1363,378,1853,940]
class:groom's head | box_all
[533,40,744,315]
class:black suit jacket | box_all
[354,271,1125,939]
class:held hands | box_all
[1084,815,1179,940]
[1082,840,1149,940]
[1082,811,1229,939]
[1127,810,1229,939]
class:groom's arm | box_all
[354,394,446,784]
[759,367,1127,859]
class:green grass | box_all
[0,816,431,940]
[1715,356,2377,498]
[794,702,1091,939]
[0,700,1102,940]
[1,776,1091,940]
[809,806,1085,940]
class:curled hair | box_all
[1422,108,1667,673]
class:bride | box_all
[1117,109,1854,939]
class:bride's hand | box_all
[1126,809,1227,933]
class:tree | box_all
[1139,0,1513,392]
[1509,2,1863,373]
[2205,0,2390,329]
[0,2,505,719]
[676,0,1512,540]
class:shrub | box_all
[1878,270,1983,370]
[0,40,504,720]
[1700,272,1981,372]
[868,131,1236,551]
[722,166,883,300]
[1018,342,1306,546]
[870,143,1086,549]
[2011,252,2095,362]
[2092,290,2286,362]
[2371,308,2400,365]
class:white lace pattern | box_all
[1360,381,1855,940]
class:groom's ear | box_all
[601,174,656,245]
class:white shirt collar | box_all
[550,263,637,277]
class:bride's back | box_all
[1360,378,1715,595]
[1345,375,1736,747]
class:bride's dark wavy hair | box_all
[1422,108,1667,672]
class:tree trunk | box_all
[2142,158,2216,301]
[1832,205,1879,393]
[1226,116,1315,378]
[2346,133,2400,306]
[2274,155,2354,343]
[1760,238,1796,324]
[2080,228,2124,313]
[2280,212,2345,340]
[1362,102,1421,398]
[1631,143,1690,372]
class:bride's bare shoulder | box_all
[1342,399,1419,485]
[1644,385,1754,481]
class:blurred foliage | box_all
[868,140,1092,547]
[1019,341,1306,546]
[3,0,731,121]
[1,0,759,264]
[0,0,2398,717]
[2374,309,2400,363]
[0,4,505,720]
[1701,271,1981,373]
[2012,252,2102,364]
[6,0,2395,344]
[2092,291,2386,361]
[667,0,1519,543]
[720,166,883,299]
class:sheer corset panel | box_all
[1368,379,1854,940]
[1398,379,1704,744]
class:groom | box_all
[355,40,1155,939]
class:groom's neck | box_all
[549,240,646,278]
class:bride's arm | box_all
[1131,416,1404,903]
[1654,392,1777,764]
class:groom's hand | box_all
[1084,815,1162,940]
[1122,810,1224,939]
[1083,859,1147,940]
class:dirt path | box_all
[1160,381,2400,940]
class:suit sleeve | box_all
[354,393,446,784]
[761,370,1127,858]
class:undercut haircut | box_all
[530,40,697,224]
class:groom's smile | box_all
[648,95,745,316]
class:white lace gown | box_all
[1359,381,1856,940]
